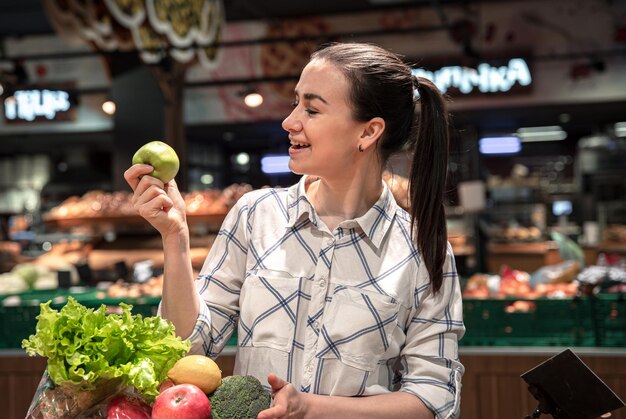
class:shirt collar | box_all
[286,175,318,228]
[286,175,399,249]
[353,181,397,249]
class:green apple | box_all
[132,140,180,183]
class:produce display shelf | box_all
[43,213,227,229]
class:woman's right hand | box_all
[124,164,188,238]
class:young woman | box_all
[125,42,464,419]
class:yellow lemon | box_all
[167,355,222,394]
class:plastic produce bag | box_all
[530,260,580,287]
[550,231,585,268]
[26,369,124,418]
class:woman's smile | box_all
[289,139,311,155]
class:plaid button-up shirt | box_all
[188,175,465,418]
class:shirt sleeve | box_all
[399,243,465,419]
[186,194,250,357]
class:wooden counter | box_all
[460,347,626,419]
[4,347,624,419]
[0,351,47,419]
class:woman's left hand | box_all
[257,373,308,419]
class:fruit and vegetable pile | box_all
[22,298,270,418]
[44,184,252,221]
[146,356,270,419]
[463,262,580,301]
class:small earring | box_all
[358,144,364,152]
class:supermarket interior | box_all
[0,0,625,418]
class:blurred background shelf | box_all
[43,213,227,229]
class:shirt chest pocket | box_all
[316,285,400,372]
[239,269,300,352]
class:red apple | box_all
[106,393,151,419]
[152,384,211,419]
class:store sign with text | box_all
[2,88,76,123]
[412,58,532,96]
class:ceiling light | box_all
[517,125,567,142]
[235,152,250,166]
[0,83,4,96]
[558,113,571,124]
[479,136,521,155]
[261,155,291,174]
[615,122,626,137]
[102,100,116,115]
[200,174,214,185]
[244,91,263,108]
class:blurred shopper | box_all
[125,42,464,419]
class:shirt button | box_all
[319,280,326,288]
[314,321,320,330]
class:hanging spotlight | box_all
[235,152,250,166]
[244,90,263,108]
[240,86,263,108]
[200,173,214,185]
[102,100,116,115]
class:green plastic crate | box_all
[0,303,44,349]
[590,294,626,347]
[460,297,596,347]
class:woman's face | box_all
[282,59,365,179]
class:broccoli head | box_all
[209,375,272,419]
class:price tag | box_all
[133,260,154,283]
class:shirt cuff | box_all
[400,362,463,419]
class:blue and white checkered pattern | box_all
[188,175,465,418]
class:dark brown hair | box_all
[311,43,450,293]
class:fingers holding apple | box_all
[133,178,173,212]
[132,141,180,184]
[124,163,156,192]
[152,384,211,419]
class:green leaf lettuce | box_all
[22,297,190,399]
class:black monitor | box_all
[522,349,624,419]
[552,200,573,217]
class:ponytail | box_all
[409,76,449,293]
